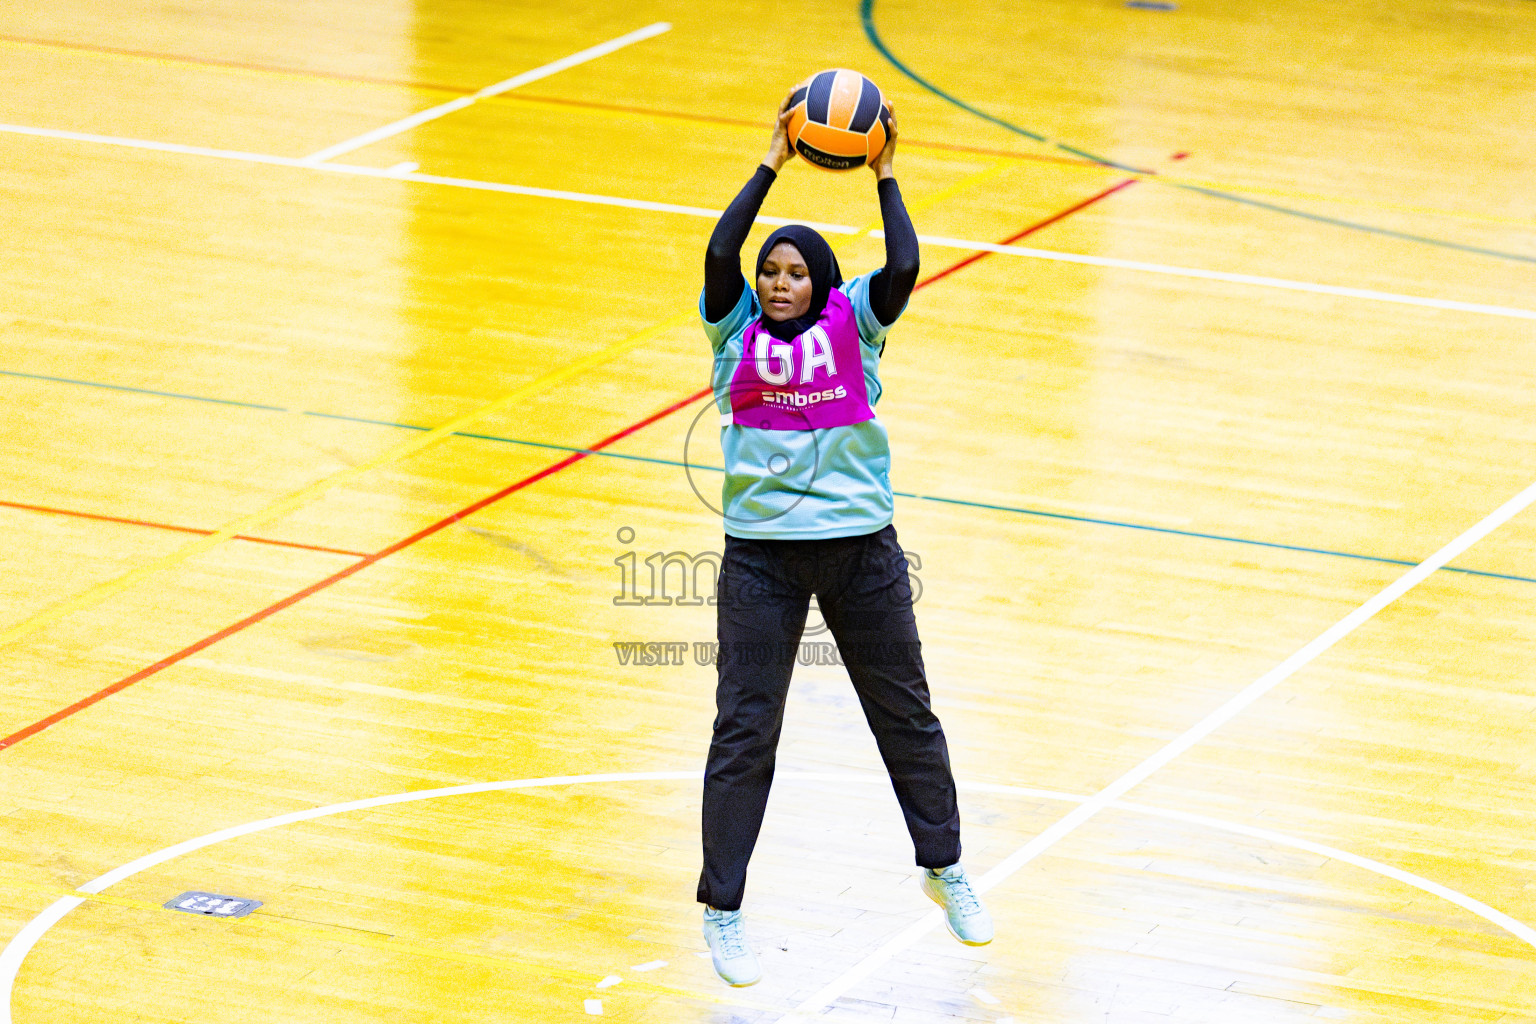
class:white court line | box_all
[3,119,1535,320]
[298,22,671,164]
[775,477,1536,1023]
[4,769,1535,1023]
[897,232,1536,322]
[1111,798,1536,949]
[0,124,859,236]
[313,162,862,235]
[0,123,305,167]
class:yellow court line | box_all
[0,310,697,651]
[0,876,777,1012]
[6,36,1528,230]
[898,158,1020,220]
[830,158,1020,249]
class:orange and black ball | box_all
[786,69,891,171]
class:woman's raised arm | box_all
[703,96,796,323]
[866,113,919,327]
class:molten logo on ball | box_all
[786,69,891,170]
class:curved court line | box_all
[0,874,781,1014]
[9,34,1528,234]
[858,0,1536,266]
[6,367,1533,586]
[779,477,1536,1021]
[5,122,1536,321]
[0,771,696,1024]
[4,769,1532,1024]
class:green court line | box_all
[1,369,288,410]
[858,0,1536,265]
[7,366,1531,586]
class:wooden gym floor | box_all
[2,1,1534,1021]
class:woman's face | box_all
[757,241,813,321]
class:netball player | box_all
[695,92,992,987]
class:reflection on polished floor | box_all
[1,1,1534,1021]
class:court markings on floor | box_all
[0,151,1123,754]
[5,111,1533,660]
[6,367,1535,588]
[0,145,1037,757]
[0,499,371,559]
[2,770,1532,1024]
[7,477,1536,1018]
[0,24,686,654]
[857,0,1536,266]
[0,306,697,654]
[8,169,1536,743]
[2,122,1533,322]
[295,21,671,165]
[5,23,1533,1020]
[4,32,1532,233]
[777,475,1536,1021]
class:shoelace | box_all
[713,914,749,959]
[937,873,982,917]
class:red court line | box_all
[916,153,1185,290]
[0,499,369,559]
[918,177,1140,290]
[0,174,1147,753]
[0,390,706,752]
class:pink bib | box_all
[726,290,875,431]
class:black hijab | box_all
[754,225,843,340]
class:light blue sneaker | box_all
[702,906,761,986]
[922,864,993,945]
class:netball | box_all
[8,1,1530,1020]
[785,68,892,170]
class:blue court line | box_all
[7,366,1531,586]
[0,369,288,411]
[902,493,1536,585]
[413,436,1536,585]
[858,0,1536,266]
[302,410,429,430]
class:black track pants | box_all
[697,525,961,911]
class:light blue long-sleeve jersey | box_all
[701,272,897,540]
